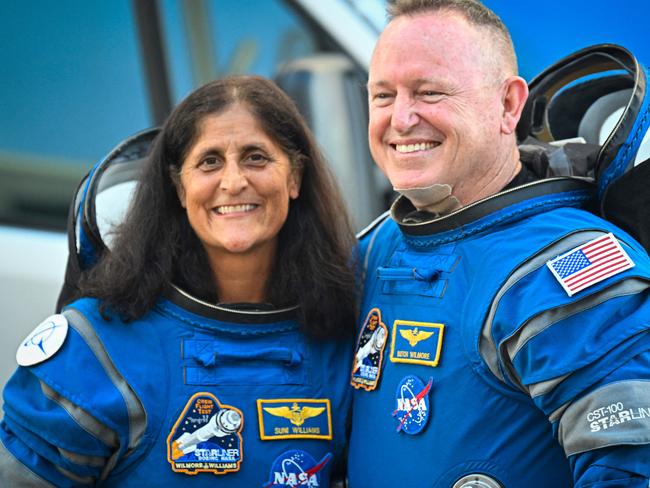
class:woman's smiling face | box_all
[177,104,301,260]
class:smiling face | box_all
[177,104,301,262]
[368,12,516,204]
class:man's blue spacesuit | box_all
[347,42,650,488]
[347,177,650,487]
[1,286,351,487]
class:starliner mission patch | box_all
[167,392,243,475]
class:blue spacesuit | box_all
[1,286,351,487]
[348,178,650,487]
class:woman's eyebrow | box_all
[240,142,272,154]
[192,145,223,160]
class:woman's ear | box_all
[289,169,302,200]
[171,169,186,208]
[289,157,304,200]
[500,75,529,135]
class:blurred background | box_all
[1,0,648,397]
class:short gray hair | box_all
[387,0,518,75]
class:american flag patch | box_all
[546,233,634,296]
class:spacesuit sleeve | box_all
[562,351,650,487]
[482,230,650,485]
[0,309,144,486]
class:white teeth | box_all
[216,204,257,215]
[395,142,438,153]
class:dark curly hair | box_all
[79,76,357,340]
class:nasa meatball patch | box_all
[351,308,389,391]
[264,450,332,488]
[167,392,243,475]
[16,314,68,366]
[392,375,433,435]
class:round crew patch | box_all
[392,375,433,435]
[16,314,69,366]
[264,450,332,488]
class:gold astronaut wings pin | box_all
[399,327,434,347]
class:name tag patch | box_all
[351,308,388,391]
[257,398,332,440]
[390,320,444,367]
[392,375,433,435]
[264,450,332,488]
[167,392,243,475]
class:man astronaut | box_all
[347,0,650,486]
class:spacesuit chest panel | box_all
[377,242,460,298]
[181,330,309,386]
[349,228,573,487]
[75,299,349,487]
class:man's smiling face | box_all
[367,11,507,202]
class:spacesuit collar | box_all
[391,177,595,237]
[163,284,300,326]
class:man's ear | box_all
[171,170,186,208]
[500,76,529,135]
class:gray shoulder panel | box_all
[62,308,146,454]
[558,379,650,456]
[0,438,56,487]
[358,211,392,290]
[479,230,608,386]
[56,465,94,485]
[356,210,390,240]
[40,381,119,449]
[504,278,650,394]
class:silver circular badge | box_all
[452,474,503,488]
[16,314,69,366]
